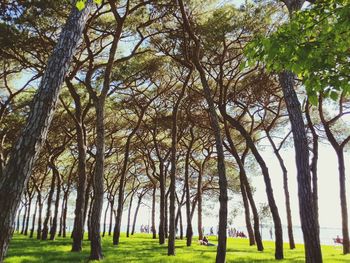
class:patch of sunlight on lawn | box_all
[4,233,350,262]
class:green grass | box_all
[4,233,350,262]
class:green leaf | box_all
[308,94,318,106]
[76,0,85,11]
[94,0,102,4]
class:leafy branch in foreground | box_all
[245,0,350,104]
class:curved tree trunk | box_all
[0,3,92,260]
[222,112,283,259]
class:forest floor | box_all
[4,233,350,262]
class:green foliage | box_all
[245,0,350,104]
[76,0,102,11]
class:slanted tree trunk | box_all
[279,70,322,262]
[0,3,92,260]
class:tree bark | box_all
[126,190,136,238]
[0,3,91,260]
[266,132,295,249]
[279,71,322,262]
[152,186,157,239]
[29,199,38,238]
[102,201,110,238]
[50,163,61,240]
[222,127,263,251]
[89,99,105,260]
[42,172,56,241]
[185,127,194,246]
[222,111,283,259]
[131,193,144,235]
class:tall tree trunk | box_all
[0,3,92,260]
[178,2,228,261]
[102,200,110,237]
[42,173,56,240]
[50,164,61,240]
[89,100,105,260]
[159,162,166,244]
[152,186,157,239]
[131,193,144,235]
[197,168,203,241]
[29,199,38,238]
[126,190,136,238]
[36,194,43,240]
[266,133,295,249]
[279,71,322,262]
[185,127,194,246]
[241,180,255,245]
[87,196,94,241]
[20,202,27,235]
[71,117,88,251]
[16,205,23,233]
[165,189,169,239]
[24,197,33,236]
[305,100,319,226]
[108,198,114,236]
[168,75,188,256]
[62,192,69,238]
[337,150,350,254]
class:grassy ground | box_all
[4,233,350,262]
